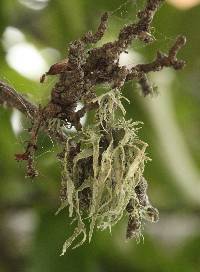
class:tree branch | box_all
[0,80,37,119]
[126,35,186,95]
[118,0,164,47]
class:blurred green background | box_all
[0,0,200,271]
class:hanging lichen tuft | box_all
[58,90,159,254]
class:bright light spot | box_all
[6,42,48,81]
[18,0,49,10]
[2,27,25,50]
[65,103,87,132]
[148,214,200,248]
[119,50,143,70]
[11,109,23,135]
[5,210,38,252]
[75,102,87,129]
[167,0,200,9]
[2,27,61,81]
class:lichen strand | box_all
[0,0,186,254]
[58,91,158,254]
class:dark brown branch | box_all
[135,35,186,73]
[126,35,186,95]
[0,80,68,177]
[0,80,37,119]
[0,0,186,178]
[118,0,164,48]
[0,80,67,141]
[138,74,153,96]
[81,12,109,44]
[67,12,109,69]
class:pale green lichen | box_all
[58,90,158,255]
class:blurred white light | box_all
[74,102,87,130]
[65,103,87,132]
[119,50,143,70]
[167,0,200,9]
[11,109,23,135]
[148,214,200,248]
[5,210,38,252]
[6,42,48,81]
[18,0,49,10]
[2,26,25,50]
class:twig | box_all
[0,0,186,177]
[0,81,37,119]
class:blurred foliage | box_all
[0,0,200,271]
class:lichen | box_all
[58,90,158,254]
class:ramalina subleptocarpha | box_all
[0,0,186,254]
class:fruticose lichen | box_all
[58,90,158,254]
